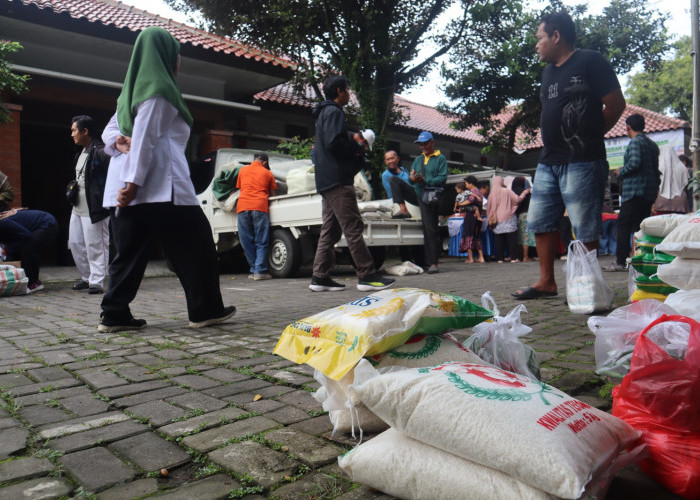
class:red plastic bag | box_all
[613,314,700,499]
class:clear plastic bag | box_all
[464,293,541,380]
[565,240,614,314]
[587,300,678,380]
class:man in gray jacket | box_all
[309,75,394,292]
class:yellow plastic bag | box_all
[273,288,493,380]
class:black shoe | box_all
[88,285,103,295]
[357,273,396,292]
[189,306,237,328]
[98,313,147,333]
[392,212,412,219]
[309,276,346,292]
[72,280,89,291]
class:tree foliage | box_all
[0,41,30,123]
[167,0,517,171]
[441,0,670,163]
[626,36,692,120]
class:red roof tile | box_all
[256,83,689,151]
[13,0,295,68]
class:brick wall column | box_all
[199,129,233,156]
[0,103,22,207]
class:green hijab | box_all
[116,26,193,136]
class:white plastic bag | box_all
[587,300,679,379]
[465,294,540,380]
[384,261,424,276]
[565,240,614,314]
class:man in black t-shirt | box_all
[513,10,625,300]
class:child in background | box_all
[454,182,482,221]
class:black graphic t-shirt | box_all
[539,49,620,165]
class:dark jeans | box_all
[238,210,270,274]
[313,185,375,279]
[616,197,653,265]
[495,231,518,261]
[102,203,225,323]
[389,176,419,206]
[419,200,441,267]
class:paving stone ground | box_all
[0,257,683,499]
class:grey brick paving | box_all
[0,427,28,458]
[0,457,54,482]
[49,421,149,453]
[208,441,298,488]
[0,259,681,498]
[59,393,111,416]
[59,447,135,492]
[152,474,240,500]
[0,477,72,499]
[125,400,188,426]
[109,433,190,471]
[181,415,280,453]
[96,478,159,500]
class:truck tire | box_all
[268,228,302,278]
[369,246,386,269]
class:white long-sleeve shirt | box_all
[102,96,198,208]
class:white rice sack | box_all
[664,290,700,321]
[352,360,641,499]
[339,428,555,500]
[315,333,488,435]
[286,165,317,194]
[640,213,692,238]
[368,332,488,368]
[312,369,389,436]
[656,257,700,291]
[655,213,700,258]
[357,199,393,213]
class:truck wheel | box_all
[268,229,301,278]
[369,246,386,269]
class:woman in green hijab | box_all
[99,26,235,333]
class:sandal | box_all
[511,287,558,300]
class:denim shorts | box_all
[527,160,608,243]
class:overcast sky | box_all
[123,0,692,106]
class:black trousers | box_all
[495,231,518,261]
[101,203,225,323]
[419,200,441,267]
[389,176,419,206]
[616,196,653,266]
[16,215,57,284]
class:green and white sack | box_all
[351,360,641,499]
[339,428,555,500]
[0,265,28,296]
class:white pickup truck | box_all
[197,149,425,278]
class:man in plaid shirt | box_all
[604,114,660,271]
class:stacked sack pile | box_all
[628,214,687,302]
[274,288,495,436]
[275,289,644,499]
[655,210,700,303]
